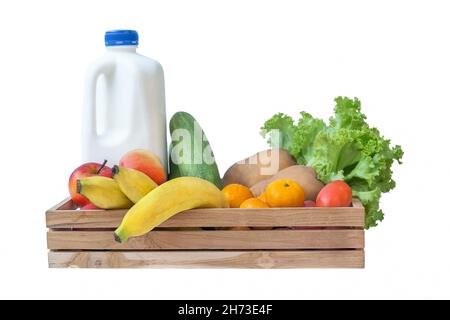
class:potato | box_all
[250,165,324,201]
[222,149,296,187]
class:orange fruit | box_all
[222,184,254,208]
[265,179,305,207]
[240,197,270,209]
[257,192,268,204]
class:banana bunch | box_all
[114,177,229,243]
[78,169,229,242]
[77,166,158,209]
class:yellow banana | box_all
[77,176,133,209]
[114,177,229,243]
[112,165,158,203]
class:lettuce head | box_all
[261,97,403,229]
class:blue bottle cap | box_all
[105,30,139,47]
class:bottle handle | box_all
[82,59,114,141]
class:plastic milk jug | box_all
[82,30,167,169]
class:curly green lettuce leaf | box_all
[345,155,379,189]
[290,112,326,164]
[330,96,367,130]
[308,128,362,183]
[353,188,383,228]
[260,113,295,151]
[356,128,404,193]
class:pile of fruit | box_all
[222,179,353,209]
[67,97,403,242]
[68,149,167,210]
[69,149,229,243]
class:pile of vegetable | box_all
[261,97,403,229]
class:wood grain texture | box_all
[47,198,77,211]
[48,250,365,269]
[47,229,364,250]
[46,199,365,229]
[353,199,364,208]
[46,199,366,268]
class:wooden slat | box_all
[47,229,364,250]
[47,198,76,211]
[353,198,364,208]
[47,209,126,229]
[48,250,364,269]
[46,200,365,229]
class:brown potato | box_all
[251,165,324,201]
[222,149,296,187]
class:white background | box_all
[0,0,449,299]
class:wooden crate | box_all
[46,199,365,269]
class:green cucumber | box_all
[169,112,223,189]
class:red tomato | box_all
[304,200,316,207]
[316,180,352,207]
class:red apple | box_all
[81,203,99,210]
[68,160,113,206]
[119,149,167,185]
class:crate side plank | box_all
[48,250,364,269]
[46,198,76,212]
[352,198,364,208]
[47,229,364,250]
[46,208,365,229]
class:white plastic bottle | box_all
[82,30,167,170]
